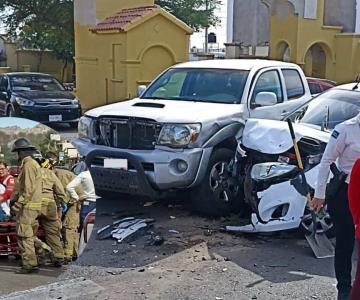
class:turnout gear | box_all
[15,156,67,270]
[54,168,84,261]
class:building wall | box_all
[74,0,191,110]
[232,0,270,46]
[270,0,360,83]
[323,0,356,32]
[2,41,73,81]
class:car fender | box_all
[189,122,243,188]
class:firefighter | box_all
[312,113,360,300]
[10,138,67,274]
[44,152,84,263]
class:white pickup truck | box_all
[74,59,312,216]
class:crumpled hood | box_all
[85,98,245,123]
[13,91,75,101]
[242,119,330,154]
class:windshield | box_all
[142,68,249,104]
[289,89,360,130]
[10,75,65,92]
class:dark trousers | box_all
[351,240,360,300]
[327,182,355,293]
[78,200,96,234]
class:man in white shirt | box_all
[66,163,97,233]
[312,113,360,300]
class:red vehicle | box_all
[306,77,336,95]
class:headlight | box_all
[15,97,34,106]
[72,98,79,105]
[78,116,94,139]
[251,162,298,182]
[157,124,201,147]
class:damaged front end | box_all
[227,119,331,233]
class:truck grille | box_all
[96,117,162,150]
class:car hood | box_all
[242,119,331,154]
[13,91,75,101]
[85,98,246,123]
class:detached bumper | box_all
[74,139,207,197]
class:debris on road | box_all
[168,229,180,234]
[169,216,176,220]
[96,218,155,243]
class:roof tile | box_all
[91,6,156,32]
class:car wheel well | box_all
[213,138,237,152]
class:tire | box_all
[190,148,244,217]
[299,205,335,238]
[6,106,16,117]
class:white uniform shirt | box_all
[314,114,360,199]
[66,170,97,202]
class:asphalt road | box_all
[0,124,350,299]
[61,193,346,299]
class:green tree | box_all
[155,0,221,31]
[0,0,74,80]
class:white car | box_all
[227,82,360,234]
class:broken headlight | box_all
[251,162,299,183]
[78,116,95,140]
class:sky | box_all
[190,0,228,50]
[0,117,41,129]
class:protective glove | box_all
[60,203,68,213]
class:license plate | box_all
[104,158,128,170]
[49,114,62,122]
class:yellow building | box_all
[269,0,360,83]
[74,0,193,111]
[0,35,73,81]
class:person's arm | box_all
[66,173,83,201]
[312,125,347,211]
[0,176,16,202]
[20,161,40,204]
[53,173,68,205]
[348,159,360,227]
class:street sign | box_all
[208,32,217,44]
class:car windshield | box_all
[288,89,360,130]
[141,68,249,104]
[10,75,65,92]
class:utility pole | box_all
[204,0,209,53]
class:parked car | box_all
[306,77,336,96]
[74,59,312,216]
[0,72,81,128]
[227,82,360,235]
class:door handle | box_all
[281,110,288,117]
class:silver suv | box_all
[74,59,311,216]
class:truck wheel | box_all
[190,148,243,217]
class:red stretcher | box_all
[0,221,45,257]
[0,221,19,256]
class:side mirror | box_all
[137,85,147,97]
[254,92,278,107]
[251,162,299,183]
